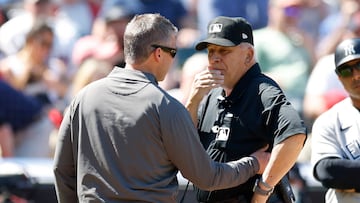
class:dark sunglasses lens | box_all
[170,50,176,58]
[338,67,353,77]
[163,47,176,58]
[152,45,176,58]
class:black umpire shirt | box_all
[196,63,307,201]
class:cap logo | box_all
[344,44,356,56]
[242,33,248,40]
[209,23,223,33]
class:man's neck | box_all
[223,88,232,97]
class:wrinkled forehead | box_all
[206,43,248,50]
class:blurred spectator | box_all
[0,19,67,108]
[86,0,103,17]
[0,19,63,157]
[51,0,95,73]
[316,0,360,59]
[0,0,96,82]
[99,0,198,48]
[298,0,333,42]
[196,0,269,40]
[0,0,58,56]
[72,4,133,68]
[303,54,348,127]
[0,80,43,157]
[0,6,9,59]
[100,0,189,28]
[69,58,113,99]
[0,6,9,26]
[97,0,137,18]
[140,0,190,29]
[253,0,314,113]
[0,124,13,157]
[298,53,348,166]
[0,20,64,157]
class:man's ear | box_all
[246,56,250,63]
[152,47,162,61]
[246,47,254,63]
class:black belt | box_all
[199,195,247,203]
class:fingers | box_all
[249,145,271,174]
[195,69,224,87]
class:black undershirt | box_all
[314,157,360,192]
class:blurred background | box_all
[1,0,358,202]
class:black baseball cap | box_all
[195,16,253,50]
[335,38,360,69]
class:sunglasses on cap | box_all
[151,44,177,58]
[336,62,360,77]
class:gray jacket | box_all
[53,67,259,203]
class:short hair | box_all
[25,19,53,44]
[123,13,178,64]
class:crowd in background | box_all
[0,0,358,199]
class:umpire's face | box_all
[207,43,254,92]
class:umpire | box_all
[186,16,307,203]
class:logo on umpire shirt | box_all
[216,126,230,141]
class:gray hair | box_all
[123,13,178,64]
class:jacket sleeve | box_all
[162,106,259,191]
[53,106,77,203]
